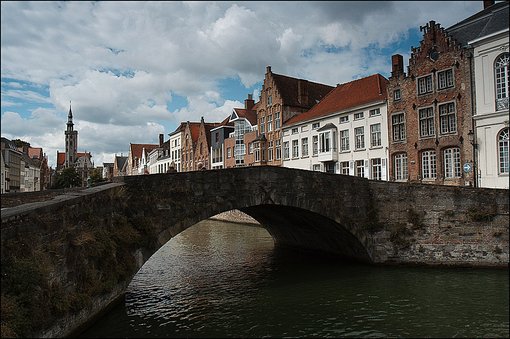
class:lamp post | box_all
[467,130,477,187]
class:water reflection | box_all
[80,219,509,338]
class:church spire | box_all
[67,101,73,125]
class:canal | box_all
[79,218,509,338]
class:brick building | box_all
[387,20,475,186]
[255,66,334,167]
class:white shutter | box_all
[382,158,387,181]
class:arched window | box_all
[499,128,509,174]
[495,53,509,111]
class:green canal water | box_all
[79,219,509,338]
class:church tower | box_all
[65,102,78,168]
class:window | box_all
[419,107,435,137]
[292,128,298,134]
[439,102,457,134]
[302,138,309,157]
[394,153,408,181]
[495,53,509,111]
[312,122,320,129]
[312,135,318,155]
[313,164,321,172]
[283,141,290,159]
[444,147,461,178]
[227,147,232,158]
[267,115,272,132]
[340,130,349,151]
[254,142,260,162]
[275,112,281,129]
[437,68,454,90]
[369,108,381,117]
[260,117,265,134]
[421,150,437,179]
[355,160,365,177]
[319,131,331,152]
[371,158,382,180]
[249,142,253,154]
[292,140,299,158]
[354,112,364,120]
[417,74,433,95]
[215,132,219,143]
[499,128,509,174]
[370,124,381,147]
[394,89,401,101]
[267,95,272,106]
[392,113,406,142]
[355,127,365,150]
[268,141,273,161]
[340,161,349,175]
[275,140,281,160]
[339,116,349,123]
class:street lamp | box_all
[467,130,477,187]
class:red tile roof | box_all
[28,147,43,159]
[233,108,258,126]
[284,74,388,126]
[57,152,65,167]
[129,143,159,159]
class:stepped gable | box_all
[284,74,388,126]
[272,73,334,108]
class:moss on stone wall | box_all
[0,189,147,338]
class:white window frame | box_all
[437,68,454,90]
[355,127,365,150]
[444,147,461,178]
[439,102,457,134]
[370,123,381,147]
[417,74,433,95]
[340,129,349,151]
[421,150,437,179]
[498,128,509,174]
[419,106,435,138]
[394,153,408,181]
[301,137,309,157]
[392,112,406,142]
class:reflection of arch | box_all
[498,127,509,174]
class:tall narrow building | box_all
[65,103,78,168]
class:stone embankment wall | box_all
[368,181,509,267]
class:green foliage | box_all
[390,223,415,251]
[89,168,104,186]
[54,167,81,188]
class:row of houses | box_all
[1,137,51,193]
[110,1,508,189]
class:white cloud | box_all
[0,1,483,168]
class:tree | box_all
[88,168,104,186]
[54,167,81,188]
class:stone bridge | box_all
[1,166,508,337]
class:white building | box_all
[470,24,509,188]
[282,74,389,180]
[169,125,183,172]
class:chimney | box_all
[159,133,164,147]
[244,94,255,110]
[266,65,272,74]
[483,0,494,9]
[391,54,404,77]
[297,79,309,106]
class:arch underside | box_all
[239,205,372,263]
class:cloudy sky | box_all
[1,1,483,168]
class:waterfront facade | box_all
[282,74,389,178]
[467,2,509,188]
[255,66,334,167]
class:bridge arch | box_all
[120,167,377,267]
